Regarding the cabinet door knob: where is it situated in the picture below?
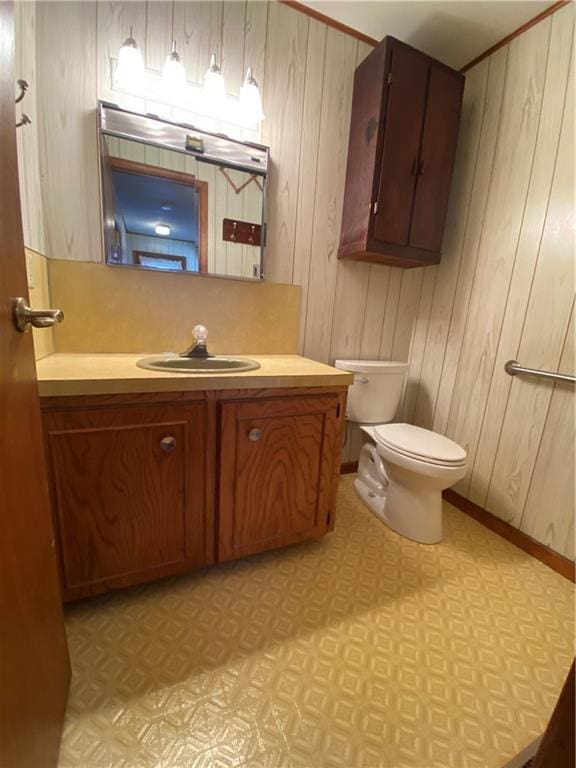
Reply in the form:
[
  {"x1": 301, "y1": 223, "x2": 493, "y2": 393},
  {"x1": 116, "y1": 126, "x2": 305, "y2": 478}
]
[
  {"x1": 248, "y1": 428, "x2": 262, "y2": 442},
  {"x1": 159, "y1": 436, "x2": 177, "y2": 452}
]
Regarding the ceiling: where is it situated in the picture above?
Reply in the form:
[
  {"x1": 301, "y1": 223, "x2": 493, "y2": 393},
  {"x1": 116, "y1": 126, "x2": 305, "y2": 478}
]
[
  {"x1": 112, "y1": 171, "x2": 198, "y2": 243},
  {"x1": 300, "y1": 1, "x2": 553, "y2": 69}
]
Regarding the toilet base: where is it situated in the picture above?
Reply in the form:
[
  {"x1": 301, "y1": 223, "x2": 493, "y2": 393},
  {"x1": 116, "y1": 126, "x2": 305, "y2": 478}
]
[{"x1": 355, "y1": 444, "x2": 443, "y2": 544}]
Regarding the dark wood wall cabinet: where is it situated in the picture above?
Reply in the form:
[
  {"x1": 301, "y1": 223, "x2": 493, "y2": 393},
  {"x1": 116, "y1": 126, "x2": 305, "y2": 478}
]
[
  {"x1": 338, "y1": 36, "x2": 465, "y2": 268},
  {"x1": 41, "y1": 387, "x2": 346, "y2": 601}
]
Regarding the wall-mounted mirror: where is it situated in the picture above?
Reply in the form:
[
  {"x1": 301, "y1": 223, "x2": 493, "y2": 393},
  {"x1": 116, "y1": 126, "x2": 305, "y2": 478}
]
[{"x1": 99, "y1": 102, "x2": 268, "y2": 280}]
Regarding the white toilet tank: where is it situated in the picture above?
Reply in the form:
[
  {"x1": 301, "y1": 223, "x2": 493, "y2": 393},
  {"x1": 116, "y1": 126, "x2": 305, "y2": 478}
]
[{"x1": 334, "y1": 360, "x2": 409, "y2": 424}]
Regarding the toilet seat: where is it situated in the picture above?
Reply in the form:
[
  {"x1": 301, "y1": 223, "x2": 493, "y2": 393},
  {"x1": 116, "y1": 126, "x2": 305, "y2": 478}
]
[{"x1": 373, "y1": 423, "x2": 467, "y2": 467}]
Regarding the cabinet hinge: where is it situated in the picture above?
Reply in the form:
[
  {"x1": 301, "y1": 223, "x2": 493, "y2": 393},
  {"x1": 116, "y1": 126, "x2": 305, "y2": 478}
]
[
  {"x1": 372, "y1": 201, "x2": 378, "y2": 215},
  {"x1": 387, "y1": 72, "x2": 392, "y2": 85}
]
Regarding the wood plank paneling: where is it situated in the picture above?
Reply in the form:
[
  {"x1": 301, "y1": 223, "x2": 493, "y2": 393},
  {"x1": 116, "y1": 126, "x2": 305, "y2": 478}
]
[
  {"x1": 145, "y1": 1, "x2": 174, "y2": 72},
  {"x1": 14, "y1": 0, "x2": 44, "y2": 255},
  {"x1": 409, "y1": 3, "x2": 575, "y2": 558},
  {"x1": 261, "y1": 2, "x2": 308, "y2": 284},
  {"x1": 293, "y1": 18, "x2": 327, "y2": 352},
  {"x1": 173, "y1": 1, "x2": 223, "y2": 86},
  {"x1": 469, "y1": 11, "x2": 573, "y2": 506},
  {"x1": 37, "y1": 1, "x2": 101, "y2": 262},
  {"x1": 413, "y1": 60, "x2": 488, "y2": 429},
  {"x1": 302, "y1": 28, "x2": 357, "y2": 361},
  {"x1": 444, "y1": 19, "x2": 550, "y2": 493},
  {"x1": 485, "y1": 56, "x2": 574, "y2": 524},
  {"x1": 522, "y1": 307, "x2": 575, "y2": 559}
]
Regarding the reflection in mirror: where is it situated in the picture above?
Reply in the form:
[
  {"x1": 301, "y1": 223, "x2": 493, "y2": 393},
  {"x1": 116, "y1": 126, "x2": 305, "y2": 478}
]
[{"x1": 99, "y1": 104, "x2": 268, "y2": 280}]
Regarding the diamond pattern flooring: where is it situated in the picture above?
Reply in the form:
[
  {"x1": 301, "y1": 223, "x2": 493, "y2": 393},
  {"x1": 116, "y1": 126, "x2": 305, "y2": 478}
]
[{"x1": 59, "y1": 477, "x2": 574, "y2": 768}]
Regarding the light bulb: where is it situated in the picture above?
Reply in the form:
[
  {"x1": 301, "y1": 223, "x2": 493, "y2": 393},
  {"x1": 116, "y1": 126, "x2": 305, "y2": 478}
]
[
  {"x1": 162, "y1": 40, "x2": 186, "y2": 102},
  {"x1": 240, "y1": 66, "x2": 265, "y2": 124},
  {"x1": 155, "y1": 224, "x2": 170, "y2": 236},
  {"x1": 116, "y1": 27, "x2": 145, "y2": 93},
  {"x1": 203, "y1": 53, "x2": 226, "y2": 113}
]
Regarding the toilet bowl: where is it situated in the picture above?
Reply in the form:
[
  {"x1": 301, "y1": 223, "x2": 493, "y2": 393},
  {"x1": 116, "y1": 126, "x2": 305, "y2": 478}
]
[{"x1": 334, "y1": 360, "x2": 468, "y2": 544}]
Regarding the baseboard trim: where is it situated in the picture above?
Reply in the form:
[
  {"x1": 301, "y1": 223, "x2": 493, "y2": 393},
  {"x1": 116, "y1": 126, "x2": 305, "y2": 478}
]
[
  {"x1": 338, "y1": 463, "x2": 574, "y2": 582},
  {"x1": 443, "y1": 489, "x2": 575, "y2": 583}
]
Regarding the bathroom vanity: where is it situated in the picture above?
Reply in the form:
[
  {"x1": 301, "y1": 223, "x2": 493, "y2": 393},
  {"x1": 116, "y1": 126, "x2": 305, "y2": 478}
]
[{"x1": 37, "y1": 355, "x2": 351, "y2": 601}]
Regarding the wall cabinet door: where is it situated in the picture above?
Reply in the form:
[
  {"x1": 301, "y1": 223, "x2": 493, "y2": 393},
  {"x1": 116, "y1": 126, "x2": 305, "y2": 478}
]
[
  {"x1": 43, "y1": 401, "x2": 209, "y2": 600},
  {"x1": 409, "y1": 66, "x2": 465, "y2": 251},
  {"x1": 218, "y1": 395, "x2": 342, "y2": 561},
  {"x1": 372, "y1": 44, "x2": 429, "y2": 246}
]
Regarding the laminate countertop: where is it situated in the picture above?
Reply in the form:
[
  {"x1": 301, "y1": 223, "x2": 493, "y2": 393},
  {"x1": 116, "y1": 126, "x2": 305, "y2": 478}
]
[{"x1": 35, "y1": 354, "x2": 353, "y2": 397}]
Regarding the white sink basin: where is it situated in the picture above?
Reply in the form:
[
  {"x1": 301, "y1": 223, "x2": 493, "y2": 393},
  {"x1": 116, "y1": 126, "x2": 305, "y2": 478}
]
[{"x1": 137, "y1": 356, "x2": 261, "y2": 374}]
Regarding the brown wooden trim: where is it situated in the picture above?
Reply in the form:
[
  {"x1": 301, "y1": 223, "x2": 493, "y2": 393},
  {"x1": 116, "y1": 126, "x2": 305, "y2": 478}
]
[
  {"x1": 338, "y1": 463, "x2": 574, "y2": 582},
  {"x1": 196, "y1": 178, "x2": 208, "y2": 273},
  {"x1": 459, "y1": 1, "x2": 570, "y2": 73},
  {"x1": 279, "y1": 0, "x2": 379, "y2": 47},
  {"x1": 443, "y1": 489, "x2": 575, "y2": 583},
  {"x1": 40, "y1": 391, "x2": 208, "y2": 412},
  {"x1": 109, "y1": 156, "x2": 209, "y2": 273}
]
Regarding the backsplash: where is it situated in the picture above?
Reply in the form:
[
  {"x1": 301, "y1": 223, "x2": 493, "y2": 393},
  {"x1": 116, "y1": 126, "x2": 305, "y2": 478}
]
[{"x1": 44, "y1": 260, "x2": 300, "y2": 356}]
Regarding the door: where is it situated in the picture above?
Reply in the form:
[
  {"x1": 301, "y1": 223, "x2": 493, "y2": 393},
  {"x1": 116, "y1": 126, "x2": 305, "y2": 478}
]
[
  {"x1": 409, "y1": 65, "x2": 464, "y2": 251},
  {"x1": 218, "y1": 395, "x2": 341, "y2": 561},
  {"x1": 0, "y1": 4, "x2": 70, "y2": 767},
  {"x1": 372, "y1": 42, "x2": 429, "y2": 246},
  {"x1": 43, "y1": 401, "x2": 209, "y2": 600}
]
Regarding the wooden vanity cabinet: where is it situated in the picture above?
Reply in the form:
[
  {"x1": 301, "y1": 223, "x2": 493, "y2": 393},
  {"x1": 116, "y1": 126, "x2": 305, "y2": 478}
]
[
  {"x1": 338, "y1": 36, "x2": 464, "y2": 268},
  {"x1": 218, "y1": 391, "x2": 344, "y2": 562},
  {"x1": 41, "y1": 393, "x2": 213, "y2": 601},
  {"x1": 40, "y1": 386, "x2": 346, "y2": 601}
]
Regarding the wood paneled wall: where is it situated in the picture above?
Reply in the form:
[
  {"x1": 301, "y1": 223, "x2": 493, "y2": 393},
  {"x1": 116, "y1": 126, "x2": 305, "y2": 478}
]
[
  {"x1": 16, "y1": 0, "x2": 425, "y2": 367},
  {"x1": 406, "y1": 4, "x2": 575, "y2": 559}
]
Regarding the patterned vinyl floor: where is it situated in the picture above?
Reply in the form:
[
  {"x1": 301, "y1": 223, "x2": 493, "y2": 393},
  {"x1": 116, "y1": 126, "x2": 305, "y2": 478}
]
[{"x1": 59, "y1": 476, "x2": 574, "y2": 768}]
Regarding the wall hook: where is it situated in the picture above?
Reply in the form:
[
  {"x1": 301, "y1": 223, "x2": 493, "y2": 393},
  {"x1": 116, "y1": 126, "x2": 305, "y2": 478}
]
[
  {"x1": 15, "y1": 79, "x2": 28, "y2": 104},
  {"x1": 16, "y1": 113, "x2": 31, "y2": 129}
]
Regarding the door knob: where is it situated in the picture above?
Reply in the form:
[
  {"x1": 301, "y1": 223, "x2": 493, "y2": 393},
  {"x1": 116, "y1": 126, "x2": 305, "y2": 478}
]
[
  {"x1": 248, "y1": 428, "x2": 262, "y2": 442},
  {"x1": 13, "y1": 297, "x2": 64, "y2": 332},
  {"x1": 159, "y1": 436, "x2": 177, "y2": 453}
]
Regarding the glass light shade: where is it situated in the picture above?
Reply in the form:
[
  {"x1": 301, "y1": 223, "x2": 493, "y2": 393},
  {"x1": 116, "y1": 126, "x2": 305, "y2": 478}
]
[
  {"x1": 203, "y1": 53, "x2": 226, "y2": 113},
  {"x1": 162, "y1": 42, "x2": 187, "y2": 102},
  {"x1": 116, "y1": 33, "x2": 145, "y2": 93},
  {"x1": 240, "y1": 67, "x2": 264, "y2": 124},
  {"x1": 155, "y1": 224, "x2": 170, "y2": 236}
]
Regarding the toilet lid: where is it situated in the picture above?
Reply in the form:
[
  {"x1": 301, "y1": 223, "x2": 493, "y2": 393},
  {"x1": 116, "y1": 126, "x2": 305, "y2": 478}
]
[{"x1": 374, "y1": 423, "x2": 467, "y2": 465}]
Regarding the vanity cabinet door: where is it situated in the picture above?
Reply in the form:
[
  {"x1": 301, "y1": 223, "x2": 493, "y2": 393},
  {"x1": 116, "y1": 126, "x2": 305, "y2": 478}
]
[
  {"x1": 43, "y1": 401, "x2": 210, "y2": 600},
  {"x1": 218, "y1": 394, "x2": 343, "y2": 562}
]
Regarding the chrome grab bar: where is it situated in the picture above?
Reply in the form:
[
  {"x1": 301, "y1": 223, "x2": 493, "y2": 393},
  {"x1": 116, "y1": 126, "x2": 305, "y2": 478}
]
[{"x1": 504, "y1": 359, "x2": 576, "y2": 384}]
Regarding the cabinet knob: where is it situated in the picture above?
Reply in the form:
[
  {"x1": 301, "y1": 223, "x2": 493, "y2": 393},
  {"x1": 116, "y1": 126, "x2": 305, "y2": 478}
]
[
  {"x1": 159, "y1": 436, "x2": 177, "y2": 453},
  {"x1": 248, "y1": 428, "x2": 262, "y2": 442}
]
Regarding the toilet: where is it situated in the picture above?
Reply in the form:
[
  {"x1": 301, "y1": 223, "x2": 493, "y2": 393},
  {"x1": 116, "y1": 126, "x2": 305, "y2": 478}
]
[{"x1": 335, "y1": 360, "x2": 467, "y2": 544}]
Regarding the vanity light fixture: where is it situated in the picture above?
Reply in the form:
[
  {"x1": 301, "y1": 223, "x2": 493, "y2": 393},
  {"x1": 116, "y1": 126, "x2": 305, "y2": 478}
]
[
  {"x1": 116, "y1": 27, "x2": 145, "y2": 92},
  {"x1": 162, "y1": 40, "x2": 186, "y2": 99},
  {"x1": 203, "y1": 53, "x2": 226, "y2": 110},
  {"x1": 240, "y1": 67, "x2": 265, "y2": 124},
  {"x1": 155, "y1": 224, "x2": 171, "y2": 236}
]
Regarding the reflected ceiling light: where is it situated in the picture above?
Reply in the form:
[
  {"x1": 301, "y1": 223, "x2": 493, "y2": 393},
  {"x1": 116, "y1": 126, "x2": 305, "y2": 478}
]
[
  {"x1": 116, "y1": 27, "x2": 145, "y2": 92},
  {"x1": 155, "y1": 224, "x2": 171, "y2": 236},
  {"x1": 204, "y1": 53, "x2": 226, "y2": 109},
  {"x1": 240, "y1": 66, "x2": 264, "y2": 124},
  {"x1": 162, "y1": 40, "x2": 186, "y2": 100},
  {"x1": 161, "y1": 203, "x2": 173, "y2": 211}
]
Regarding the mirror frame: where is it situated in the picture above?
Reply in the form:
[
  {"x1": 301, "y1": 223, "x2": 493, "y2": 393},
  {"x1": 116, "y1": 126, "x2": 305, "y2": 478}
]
[{"x1": 97, "y1": 101, "x2": 269, "y2": 280}]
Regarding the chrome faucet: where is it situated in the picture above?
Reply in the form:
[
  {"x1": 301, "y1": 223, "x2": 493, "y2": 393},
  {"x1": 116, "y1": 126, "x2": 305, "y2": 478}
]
[{"x1": 180, "y1": 324, "x2": 213, "y2": 359}]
